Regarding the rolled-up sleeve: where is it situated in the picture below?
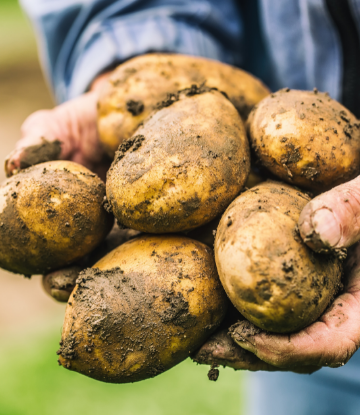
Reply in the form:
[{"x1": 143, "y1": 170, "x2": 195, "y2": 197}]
[{"x1": 20, "y1": 0, "x2": 244, "y2": 103}]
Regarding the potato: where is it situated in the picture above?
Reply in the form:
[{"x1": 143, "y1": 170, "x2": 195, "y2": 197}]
[
  {"x1": 0, "y1": 161, "x2": 113, "y2": 275},
  {"x1": 98, "y1": 53, "x2": 270, "y2": 155},
  {"x1": 186, "y1": 169, "x2": 266, "y2": 248},
  {"x1": 247, "y1": 88, "x2": 360, "y2": 191},
  {"x1": 106, "y1": 88, "x2": 250, "y2": 234},
  {"x1": 215, "y1": 181, "x2": 343, "y2": 333},
  {"x1": 57, "y1": 235, "x2": 228, "y2": 383}
]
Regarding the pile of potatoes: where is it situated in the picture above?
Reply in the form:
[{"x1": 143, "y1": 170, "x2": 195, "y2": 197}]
[{"x1": 2, "y1": 54, "x2": 360, "y2": 383}]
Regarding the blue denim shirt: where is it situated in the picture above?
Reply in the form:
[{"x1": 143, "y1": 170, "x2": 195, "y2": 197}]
[{"x1": 20, "y1": 0, "x2": 360, "y2": 114}]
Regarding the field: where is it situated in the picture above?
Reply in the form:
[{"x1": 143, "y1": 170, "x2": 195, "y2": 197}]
[{"x1": 0, "y1": 1, "x2": 244, "y2": 414}]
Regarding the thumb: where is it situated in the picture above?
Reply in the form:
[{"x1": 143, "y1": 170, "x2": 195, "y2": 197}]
[{"x1": 299, "y1": 175, "x2": 360, "y2": 251}]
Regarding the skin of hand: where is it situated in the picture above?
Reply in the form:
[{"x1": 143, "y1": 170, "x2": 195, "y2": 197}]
[
  {"x1": 5, "y1": 72, "x2": 111, "y2": 180},
  {"x1": 195, "y1": 178, "x2": 360, "y2": 372}
]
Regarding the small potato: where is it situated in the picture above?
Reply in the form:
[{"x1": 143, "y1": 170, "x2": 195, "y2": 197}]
[
  {"x1": 215, "y1": 181, "x2": 343, "y2": 333},
  {"x1": 106, "y1": 88, "x2": 250, "y2": 233},
  {"x1": 98, "y1": 53, "x2": 270, "y2": 155},
  {"x1": 58, "y1": 235, "x2": 228, "y2": 383},
  {"x1": 0, "y1": 161, "x2": 113, "y2": 275},
  {"x1": 247, "y1": 89, "x2": 360, "y2": 191}
]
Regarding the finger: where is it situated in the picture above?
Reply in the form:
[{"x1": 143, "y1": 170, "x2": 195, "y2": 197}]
[
  {"x1": 298, "y1": 175, "x2": 360, "y2": 251},
  {"x1": 193, "y1": 328, "x2": 319, "y2": 374},
  {"x1": 42, "y1": 266, "x2": 81, "y2": 303},
  {"x1": 5, "y1": 92, "x2": 103, "y2": 176},
  {"x1": 230, "y1": 244, "x2": 360, "y2": 369},
  {"x1": 192, "y1": 329, "x2": 278, "y2": 371}
]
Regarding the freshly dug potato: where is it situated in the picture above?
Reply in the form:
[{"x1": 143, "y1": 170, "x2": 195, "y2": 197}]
[
  {"x1": 247, "y1": 88, "x2": 360, "y2": 191},
  {"x1": 215, "y1": 181, "x2": 343, "y2": 333},
  {"x1": 98, "y1": 53, "x2": 270, "y2": 155},
  {"x1": 58, "y1": 235, "x2": 228, "y2": 383},
  {"x1": 107, "y1": 88, "x2": 250, "y2": 233},
  {"x1": 0, "y1": 161, "x2": 113, "y2": 275}
]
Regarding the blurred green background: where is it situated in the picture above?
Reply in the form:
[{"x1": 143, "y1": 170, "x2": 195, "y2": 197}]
[{"x1": 0, "y1": 1, "x2": 244, "y2": 414}]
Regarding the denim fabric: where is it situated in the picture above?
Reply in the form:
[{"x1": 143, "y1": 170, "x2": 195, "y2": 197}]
[
  {"x1": 20, "y1": 0, "x2": 360, "y2": 103},
  {"x1": 246, "y1": 350, "x2": 360, "y2": 415}
]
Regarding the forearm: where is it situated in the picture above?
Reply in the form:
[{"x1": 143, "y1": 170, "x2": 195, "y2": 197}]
[{"x1": 20, "y1": 0, "x2": 243, "y2": 103}]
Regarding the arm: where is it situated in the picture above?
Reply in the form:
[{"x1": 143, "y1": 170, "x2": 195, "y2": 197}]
[{"x1": 6, "y1": 0, "x2": 243, "y2": 177}]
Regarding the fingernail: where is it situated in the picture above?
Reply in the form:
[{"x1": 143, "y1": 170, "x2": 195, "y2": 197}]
[{"x1": 311, "y1": 209, "x2": 341, "y2": 248}]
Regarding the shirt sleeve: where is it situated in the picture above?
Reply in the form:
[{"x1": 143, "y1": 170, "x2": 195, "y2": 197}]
[{"x1": 20, "y1": 0, "x2": 244, "y2": 103}]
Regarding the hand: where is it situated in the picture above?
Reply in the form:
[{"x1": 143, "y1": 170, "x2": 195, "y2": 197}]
[
  {"x1": 5, "y1": 72, "x2": 111, "y2": 180},
  {"x1": 194, "y1": 177, "x2": 360, "y2": 372}
]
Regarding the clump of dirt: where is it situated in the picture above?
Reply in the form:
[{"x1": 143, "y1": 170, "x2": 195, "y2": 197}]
[
  {"x1": 126, "y1": 100, "x2": 144, "y2": 116},
  {"x1": 207, "y1": 365, "x2": 219, "y2": 381},
  {"x1": 19, "y1": 138, "x2": 61, "y2": 170},
  {"x1": 156, "y1": 83, "x2": 228, "y2": 110},
  {"x1": 112, "y1": 134, "x2": 145, "y2": 165},
  {"x1": 229, "y1": 320, "x2": 263, "y2": 343}
]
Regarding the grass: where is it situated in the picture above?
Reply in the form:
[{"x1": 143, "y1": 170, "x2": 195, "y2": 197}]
[
  {"x1": 0, "y1": 322, "x2": 242, "y2": 415},
  {"x1": 0, "y1": 0, "x2": 38, "y2": 67}
]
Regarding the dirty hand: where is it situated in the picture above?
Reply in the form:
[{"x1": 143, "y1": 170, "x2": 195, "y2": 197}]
[
  {"x1": 5, "y1": 73, "x2": 111, "y2": 180},
  {"x1": 194, "y1": 178, "x2": 360, "y2": 372}
]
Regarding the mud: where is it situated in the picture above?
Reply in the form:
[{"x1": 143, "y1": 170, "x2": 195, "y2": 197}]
[
  {"x1": 229, "y1": 320, "x2": 262, "y2": 343},
  {"x1": 19, "y1": 138, "x2": 61, "y2": 170},
  {"x1": 126, "y1": 99, "x2": 144, "y2": 116}
]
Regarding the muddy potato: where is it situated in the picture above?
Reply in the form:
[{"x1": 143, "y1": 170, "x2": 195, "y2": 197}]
[
  {"x1": 215, "y1": 181, "x2": 343, "y2": 333},
  {"x1": 0, "y1": 161, "x2": 113, "y2": 275},
  {"x1": 58, "y1": 235, "x2": 228, "y2": 383},
  {"x1": 107, "y1": 88, "x2": 250, "y2": 233},
  {"x1": 247, "y1": 89, "x2": 360, "y2": 191},
  {"x1": 98, "y1": 53, "x2": 270, "y2": 155}
]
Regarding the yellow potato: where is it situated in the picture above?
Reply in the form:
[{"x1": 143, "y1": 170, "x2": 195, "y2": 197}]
[
  {"x1": 215, "y1": 181, "x2": 343, "y2": 333},
  {"x1": 98, "y1": 53, "x2": 270, "y2": 155},
  {"x1": 0, "y1": 161, "x2": 113, "y2": 275},
  {"x1": 247, "y1": 88, "x2": 360, "y2": 191},
  {"x1": 106, "y1": 88, "x2": 250, "y2": 233},
  {"x1": 58, "y1": 235, "x2": 228, "y2": 383}
]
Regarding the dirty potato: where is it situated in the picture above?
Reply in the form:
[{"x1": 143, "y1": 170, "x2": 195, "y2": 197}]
[
  {"x1": 58, "y1": 235, "x2": 228, "y2": 383},
  {"x1": 247, "y1": 88, "x2": 360, "y2": 191},
  {"x1": 98, "y1": 53, "x2": 270, "y2": 155},
  {"x1": 106, "y1": 87, "x2": 250, "y2": 234},
  {"x1": 215, "y1": 181, "x2": 343, "y2": 333},
  {"x1": 0, "y1": 161, "x2": 113, "y2": 275}
]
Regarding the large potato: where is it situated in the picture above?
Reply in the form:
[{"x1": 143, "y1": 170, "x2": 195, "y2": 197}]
[
  {"x1": 106, "y1": 88, "x2": 250, "y2": 233},
  {"x1": 0, "y1": 161, "x2": 113, "y2": 275},
  {"x1": 247, "y1": 88, "x2": 360, "y2": 191},
  {"x1": 215, "y1": 181, "x2": 343, "y2": 333},
  {"x1": 98, "y1": 53, "x2": 270, "y2": 155},
  {"x1": 58, "y1": 235, "x2": 228, "y2": 383}
]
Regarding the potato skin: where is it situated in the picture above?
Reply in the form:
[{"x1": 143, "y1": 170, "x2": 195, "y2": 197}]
[
  {"x1": 106, "y1": 89, "x2": 251, "y2": 233},
  {"x1": 247, "y1": 89, "x2": 360, "y2": 191},
  {"x1": 58, "y1": 235, "x2": 228, "y2": 383},
  {"x1": 0, "y1": 161, "x2": 113, "y2": 275},
  {"x1": 215, "y1": 181, "x2": 343, "y2": 333},
  {"x1": 98, "y1": 53, "x2": 270, "y2": 155}
]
